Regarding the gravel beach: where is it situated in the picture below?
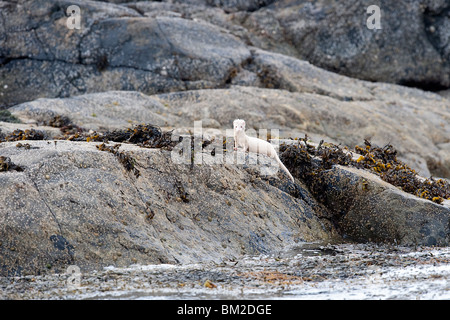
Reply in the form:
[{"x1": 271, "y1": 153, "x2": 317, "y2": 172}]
[{"x1": 1, "y1": 242, "x2": 448, "y2": 300}]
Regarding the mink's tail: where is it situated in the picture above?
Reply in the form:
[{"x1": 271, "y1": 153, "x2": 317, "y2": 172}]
[{"x1": 276, "y1": 156, "x2": 295, "y2": 183}]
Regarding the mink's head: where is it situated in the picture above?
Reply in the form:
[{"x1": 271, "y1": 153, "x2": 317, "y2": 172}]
[{"x1": 233, "y1": 119, "x2": 246, "y2": 133}]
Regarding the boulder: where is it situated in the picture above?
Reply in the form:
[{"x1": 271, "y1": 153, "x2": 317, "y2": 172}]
[
  {"x1": 0, "y1": 0, "x2": 250, "y2": 107},
  {"x1": 308, "y1": 165, "x2": 450, "y2": 246},
  {"x1": 3, "y1": 0, "x2": 450, "y2": 109},
  {"x1": 123, "y1": 0, "x2": 450, "y2": 90},
  {"x1": 0, "y1": 139, "x2": 335, "y2": 276},
  {"x1": 232, "y1": 0, "x2": 450, "y2": 89}
]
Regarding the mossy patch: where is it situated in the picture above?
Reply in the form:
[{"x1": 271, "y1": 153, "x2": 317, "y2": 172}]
[{"x1": 0, "y1": 110, "x2": 21, "y2": 123}]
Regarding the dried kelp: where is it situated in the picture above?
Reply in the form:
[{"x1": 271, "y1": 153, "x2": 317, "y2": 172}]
[
  {"x1": 3, "y1": 129, "x2": 46, "y2": 141},
  {"x1": 280, "y1": 137, "x2": 450, "y2": 205},
  {"x1": 46, "y1": 115, "x2": 84, "y2": 136},
  {"x1": 353, "y1": 140, "x2": 450, "y2": 204},
  {"x1": 100, "y1": 124, "x2": 178, "y2": 150},
  {"x1": 0, "y1": 156, "x2": 23, "y2": 172}
]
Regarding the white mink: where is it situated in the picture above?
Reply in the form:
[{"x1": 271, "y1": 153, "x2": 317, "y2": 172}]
[{"x1": 233, "y1": 119, "x2": 294, "y2": 183}]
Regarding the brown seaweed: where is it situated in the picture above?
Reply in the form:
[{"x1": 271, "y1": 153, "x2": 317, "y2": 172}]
[
  {"x1": 353, "y1": 140, "x2": 450, "y2": 204},
  {"x1": 0, "y1": 156, "x2": 23, "y2": 172},
  {"x1": 96, "y1": 143, "x2": 140, "y2": 178},
  {"x1": 101, "y1": 124, "x2": 178, "y2": 150},
  {"x1": 3, "y1": 129, "x2": 46, "y2": 141},
  {"x1": 280, "y1": 138, "x2": 450, "y2": 205}
]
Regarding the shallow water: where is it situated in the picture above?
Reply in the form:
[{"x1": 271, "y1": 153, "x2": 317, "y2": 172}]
[{"x1": 1, "y1": 242, "x2": 449, "y2": 300}]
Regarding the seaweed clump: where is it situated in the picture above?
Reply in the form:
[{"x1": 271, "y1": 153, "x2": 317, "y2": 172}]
[
  {"x1": 353, "y1": 140, "x2": 450, "y2": 204},
  {"x1": 0, "y1": 121, "x2": 179, "y2": 151},
  {"x1": 280, "y1": 137, "x2": 450, "y2": 205},
  {"x1": 96, "y1": 143, "x2": 140, "y2": 178},
  {"x1": 278, "y1": 136, "x2": 345, "y2": 202},
  {"x1": 280, "y1": 136, "x2": 351, "y2": 174},
  {"x1": 101, "y1": 124, "x2": 178, "y2": 150},
  {"x1": 2, "y1": 129, "x2": 46, "y2": 141},
  {"x1": 46, "y1": 115, "x2": 84, "y2": 136},
  {"x1": 0, "y1": 156, "x2": 23, "y2": 172}
]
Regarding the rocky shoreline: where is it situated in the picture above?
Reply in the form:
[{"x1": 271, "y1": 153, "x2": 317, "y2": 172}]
[
  {"x1": 1, "y1": 0, "x2": 450, "y2": 279},
  {"x1": 0, "y1": 128, "x2": 448, "y2": 276}
]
